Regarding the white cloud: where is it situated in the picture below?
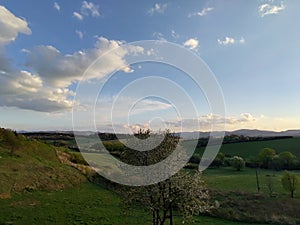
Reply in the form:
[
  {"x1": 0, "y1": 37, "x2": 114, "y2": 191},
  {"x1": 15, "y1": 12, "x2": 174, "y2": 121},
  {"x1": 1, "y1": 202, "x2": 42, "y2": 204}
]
[
  {"x1": 81, "y1": 1, "x2": 100, "y2": 17},
  {"x1": 25, "y1": 37, "x2": 143, "y2": 88},
  {"x1": 0, "y1": 34, "x2": 144, "y2": 112},
  {"x1": 148, "y1": 3, "x2": 168, "y2": 15},
  {"x1": 217, "y1": 37, "x2": 235, "y2": 45},
  {"x1": 165, "y1": 113, "x2": 257, "y2": 132},
  {"x1": 258, "y1": 2, "x2": 286, "y2": 17},
  {"x1": 54, "y1": 2, "x2": 60, "y2": 11},
  {"x1": 0, "y1": 5, "x2": 31, "y2": 45},
  {"x1": 73, "y1": 12, "x2": 83, "y2": 20},
  {"x1": 0, "y1": 7, "x2": 67, "y2": 112},
  {"x1": 183, "y1": 38, "x2": 199, "y2": 50},
  {"x1": 0, "y1": 61, "x2": 73, "y2": 112},
  {"x1": 76, "y1": 30, "x2": 83, "y2": 39},
  {"x1": 189, "y1": 7, "x2": 214, "y2": 17},
  {"x1": 217, "y1": 37, "x2": 245, "y2": 46}
]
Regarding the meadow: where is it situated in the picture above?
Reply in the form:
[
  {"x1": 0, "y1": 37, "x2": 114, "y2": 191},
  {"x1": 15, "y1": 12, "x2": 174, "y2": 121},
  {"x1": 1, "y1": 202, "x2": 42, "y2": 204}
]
[
  {"x1": 195, "y1": 137, "x2": 300, "y2": 158},
  {"x1": 2, "y1": 130, "x2": 300, "y2": 224},
  {"x1": 0, "y1": 182, "x2": 269, "y2": 225}
]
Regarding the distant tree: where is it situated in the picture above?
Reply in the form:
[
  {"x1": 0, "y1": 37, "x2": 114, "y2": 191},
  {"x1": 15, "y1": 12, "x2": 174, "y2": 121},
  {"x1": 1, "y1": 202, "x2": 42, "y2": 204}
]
[
  {"x1": 230, "y1": 156, "x2": 245, "y2": 171},
  {"x1": 266, "y1": 176, "x2": 275, "y2": 197},
  {"x1": 271, "y1": 155, "x2": 282, "y2": 171},
  {"x1": 278, "y1": 151, "x2": 297, "y2": 170},
  {"x1": 121, "y1": 129, "x2": 212, "y2": 225},
  {"x1": 1, "y1": 129, "x2": 20, "y2": 156},
  {"x1": 281, "y1": 171, "x2": 299, "y2": 198},
  {"x1": 258, "y1": 148, "x2": 276, "y2": 169},
  {"x1": 211, "y1": 152, "x2": 225, "y2": 168}
]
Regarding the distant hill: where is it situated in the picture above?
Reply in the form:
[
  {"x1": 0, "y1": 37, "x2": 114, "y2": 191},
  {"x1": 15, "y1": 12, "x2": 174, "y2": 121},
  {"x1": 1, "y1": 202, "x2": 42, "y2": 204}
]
[
  {"x1": 179, "y1": 129, "x2": 300, "y2": 139},
  {"x1": 0, "y1": 128, "x2": 87, "y2": 197}
]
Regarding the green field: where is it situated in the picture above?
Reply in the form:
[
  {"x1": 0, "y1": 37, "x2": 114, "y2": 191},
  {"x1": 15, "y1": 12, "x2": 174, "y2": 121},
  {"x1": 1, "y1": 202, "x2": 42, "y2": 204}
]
[
  {"x1": 0, "y1": 182, "x2": 269, "y2": 225},
  {"x1": 1, "y1": 130, "x2": 300, "y2": 225},
  {"x1": 203, "y1": 167, "x2": 300, "y2": 197},
  {"x1": 195, "y1": 137, "x2": 300, "y2": 158}
]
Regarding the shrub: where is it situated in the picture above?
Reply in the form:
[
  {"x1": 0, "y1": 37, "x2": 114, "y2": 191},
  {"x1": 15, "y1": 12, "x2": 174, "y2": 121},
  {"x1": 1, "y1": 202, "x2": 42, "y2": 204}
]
[
  {"x1": 281, "y1": 171, "x2": 299, "y2": 198},
  {"x1": 69, "y1": 152, "x2": 88, "y2": 165},
  {"x1": 230, "y1": 156, "x2": 245, "y2": 171}
]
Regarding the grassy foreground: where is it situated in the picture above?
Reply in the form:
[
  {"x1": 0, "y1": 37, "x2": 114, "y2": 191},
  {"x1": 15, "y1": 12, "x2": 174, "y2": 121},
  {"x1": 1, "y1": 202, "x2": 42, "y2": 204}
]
[{"x1": 0, "y1": 182, "x2": 268, "y2": 225}]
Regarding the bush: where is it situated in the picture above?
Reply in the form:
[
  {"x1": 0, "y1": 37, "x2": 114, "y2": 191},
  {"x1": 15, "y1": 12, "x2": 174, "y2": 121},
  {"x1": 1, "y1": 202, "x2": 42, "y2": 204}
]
[
  {"x1": 230, "y1": 156, "x2": 245, "y2": 171},
  {"x1": 69, "y1": 152, "x2": 88, "y2": 165},
  {"x1": 281, "y1": 171, "x2": 299, "y2": 198}
]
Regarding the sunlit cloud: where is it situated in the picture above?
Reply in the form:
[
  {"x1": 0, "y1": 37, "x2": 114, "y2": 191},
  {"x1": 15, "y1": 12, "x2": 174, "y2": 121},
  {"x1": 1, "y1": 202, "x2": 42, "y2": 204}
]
[
  {"x1": 183, "y1": 38, "x2": 199, "y2": 50},
  {"x1": 0, "y1": 6, "x2": 31, "y2": 44},
  {"x1": 258, "y1": 2, "x2": 286, "y2": 17}
]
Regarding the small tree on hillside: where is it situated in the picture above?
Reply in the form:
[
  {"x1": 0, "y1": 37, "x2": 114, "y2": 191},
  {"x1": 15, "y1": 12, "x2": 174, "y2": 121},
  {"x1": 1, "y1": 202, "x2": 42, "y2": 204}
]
[
  {"x1": 1, "y1": 129, "x2": 20, "y2": 156},
  {"x1": 258, "y1": 148, "x2": 276, "y2": 169},
  {"x1": 281, "y1": 171, "x2": 299, "y2": 198},
  {"x1": 278, "y1": 151, "x2": 297, "y2": 170},
  {"x1": 230, "y1": 156, "x2": 245, "y2": 171}
]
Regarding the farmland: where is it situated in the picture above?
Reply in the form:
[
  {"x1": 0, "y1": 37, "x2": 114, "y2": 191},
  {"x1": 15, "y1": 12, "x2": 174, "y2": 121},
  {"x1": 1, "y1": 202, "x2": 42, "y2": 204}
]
[
  {"x1": 1, "y1": 130, "x2": 300, "y2": 224},
  {"x1": 195, "y1": 137, "x2": 300, "y2": 158}
]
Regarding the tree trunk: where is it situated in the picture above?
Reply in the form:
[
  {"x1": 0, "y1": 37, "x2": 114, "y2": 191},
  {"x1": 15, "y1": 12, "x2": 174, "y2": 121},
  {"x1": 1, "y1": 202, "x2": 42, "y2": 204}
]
[
  {"x1": 255, "y1": 166, "x2": 260, "y2": 193},
  {"x1": 169, "y1": 205, "x2": 173, "y2": 225}
]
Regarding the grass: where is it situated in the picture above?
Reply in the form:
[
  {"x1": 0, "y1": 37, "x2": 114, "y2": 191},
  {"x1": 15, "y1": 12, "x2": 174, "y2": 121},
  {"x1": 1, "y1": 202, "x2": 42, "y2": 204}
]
[
  {"x1": 0, "y1": 182, "x2": 269, "y2": 225},
  {"x1": 202, "y1": 167, "x2": 300, "y2": 224},
  {"x1": 203, "y1": 167, "x2": 300, "y2": 197},
  {"x1": 0, "y1": 137, "x2": 86, "y2": 194},
  {"x1": 1, "y1": 130, "x2": 299, "y2": 224},
  {"x1": 195, "y1": 137, "x2": 300, "y2": 158}
]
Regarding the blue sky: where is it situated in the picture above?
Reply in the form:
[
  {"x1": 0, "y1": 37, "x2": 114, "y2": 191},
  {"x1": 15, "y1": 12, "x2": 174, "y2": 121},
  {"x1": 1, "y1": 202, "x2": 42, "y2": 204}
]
[{"x1": 0, "y1": 0, "x2": 299, "y2": 132}]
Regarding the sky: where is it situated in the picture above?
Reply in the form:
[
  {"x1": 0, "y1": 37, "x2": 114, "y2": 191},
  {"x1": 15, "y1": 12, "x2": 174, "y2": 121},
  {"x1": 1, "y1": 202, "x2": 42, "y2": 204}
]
[{"x1": 0, "y1": 0, "x2": 300, "y2": 132}]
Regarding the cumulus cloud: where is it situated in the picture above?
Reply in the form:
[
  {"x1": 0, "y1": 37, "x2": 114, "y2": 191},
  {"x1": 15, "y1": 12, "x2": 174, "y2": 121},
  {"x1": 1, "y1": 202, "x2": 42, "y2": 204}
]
[
  {"x1": 0, "y1": 5, "x2": 31, "y2": 44},
  {"x1": 76, "y1": 30, "x2": 83, "y2": 39},
  {"x1": 217, "y1": 37, "x2": 235, "y2": 45},
  {"x1": 148, "y1": 3, "x2": 168, "y2": 15},
  {"x1": 24, "y1": 37, "x2": 143, "y2": 88},
  {"x1": 165, "y1": 113, "x2": 256, "y2": 131},
  {"x1": 183, "y1": 38, "x2": 199, "y2": 50},
  {"x1": 258, "y1": 2, "x2": 285, "y2": 17},
  {"x1": 73, "y1": 12, "x2": 83, "y2": 20},
  {"x1": 54, "y1": 2, "x2": 60, "y2": 11},
  {"x1": 189, "y1": 7, "x2": 214, "y2": 17},
  {"x1": 217, "y1": 37, "x2": 245, "y2": 45},
  {"x1": 0, "y1": 57, "x2": 73, "y2": 112}
]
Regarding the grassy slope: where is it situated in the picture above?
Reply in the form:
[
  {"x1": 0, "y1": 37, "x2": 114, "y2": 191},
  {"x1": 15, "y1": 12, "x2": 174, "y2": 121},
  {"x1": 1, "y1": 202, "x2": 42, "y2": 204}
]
[
  {"x1": 195, "y1": 137, "x2": 300, "y2": 158},
  {"x1": 0, "y1": 137, "x2": 86, "y2": 194},
  {"x1": 0, "y1": 182, "x2": 268, "y2": 225}
]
